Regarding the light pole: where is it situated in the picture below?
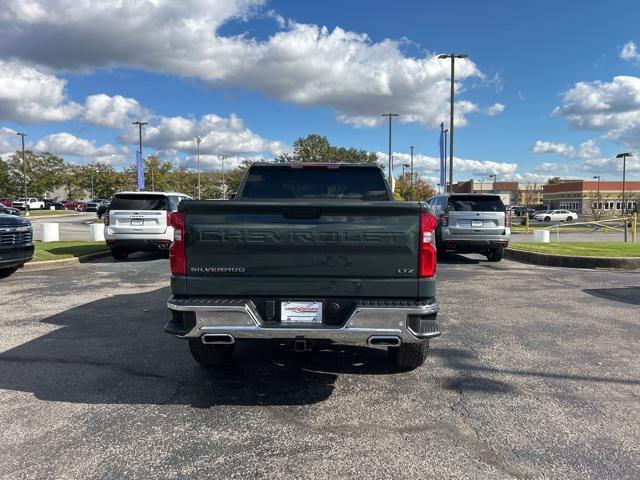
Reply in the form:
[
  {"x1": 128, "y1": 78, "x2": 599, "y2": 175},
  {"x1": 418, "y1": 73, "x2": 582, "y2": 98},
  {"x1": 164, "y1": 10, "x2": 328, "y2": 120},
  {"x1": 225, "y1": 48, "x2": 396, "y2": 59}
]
[
  {"x1": 196, "y1": 136, "x2": 202, "y2": 199},
  {"x1": 87, "y1": 163, "x2": 95, "y2": 198},
  {"x1": 438, "y1": 53, "x2": 468, "y2": 192},
  {"x1": 16, "y1": 132, "x2": 27, "y2": 198},
  {"x1": 593, "y1": 175, "x2": 601, "y2": 216},
  {"x1": 410, "y1": 146, "x2": 414, "y2": 200},
  {"x1": 616, "y1": 152, "x2": 633, "y2": 242},
  {"x1": 218, "y1": 154, "x2": 227, "y2": 199},
  {"x1": 132, "y1": 121, "x2": 148, "y2": 191},
  {"x1": 382, "y1": 113, "x2": 399, "y2": 186}
]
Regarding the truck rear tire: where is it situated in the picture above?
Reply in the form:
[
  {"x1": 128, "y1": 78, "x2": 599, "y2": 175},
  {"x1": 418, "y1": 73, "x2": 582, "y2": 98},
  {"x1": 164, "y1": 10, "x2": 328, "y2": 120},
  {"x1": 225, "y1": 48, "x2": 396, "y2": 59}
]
[
  {"x1": 110, "y1": 248, "x2": 128, "y2": 260},
  {"x1": 0, "y1": 267, "x2": 19, "y2": 279},
  {"x1": 188, "y1": 338, "x2": 235, "y2": 366},
  {"x1": 388, "y1": 342, "x2": 429, "y2": 370}
]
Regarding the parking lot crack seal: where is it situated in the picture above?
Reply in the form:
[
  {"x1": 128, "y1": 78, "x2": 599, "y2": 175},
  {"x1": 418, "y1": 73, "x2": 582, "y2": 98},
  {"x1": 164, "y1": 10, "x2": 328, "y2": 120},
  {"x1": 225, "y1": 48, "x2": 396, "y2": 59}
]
[
  {"x1": 449, "y1": 377, "x2": 530, "y2": 479},
  {"x1": 0, "y1": 354, "x2": 172, "y2": 381}
]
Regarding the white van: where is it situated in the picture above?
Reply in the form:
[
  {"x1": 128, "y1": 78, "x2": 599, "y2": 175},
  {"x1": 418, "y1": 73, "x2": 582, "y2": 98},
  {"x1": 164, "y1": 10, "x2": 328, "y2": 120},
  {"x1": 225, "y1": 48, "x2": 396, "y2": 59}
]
[{"x1": 104, "y1": 191, "x2": 191, "y2": 260}]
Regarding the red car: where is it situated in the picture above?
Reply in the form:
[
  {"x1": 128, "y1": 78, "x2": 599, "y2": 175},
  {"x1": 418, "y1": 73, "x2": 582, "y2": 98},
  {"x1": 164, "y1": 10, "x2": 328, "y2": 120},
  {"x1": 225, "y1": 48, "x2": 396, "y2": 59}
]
[
  {"x1": 61, "y1": 200, "x2": 86, "y2": 211},
  {"x1": 0, "y1": 198, "x2": 12, "y2": 208}
]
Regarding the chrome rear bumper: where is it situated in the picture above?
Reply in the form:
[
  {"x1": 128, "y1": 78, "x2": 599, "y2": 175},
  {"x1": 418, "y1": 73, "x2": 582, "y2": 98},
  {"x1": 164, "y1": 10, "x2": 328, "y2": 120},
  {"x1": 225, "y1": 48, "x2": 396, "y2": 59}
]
[{"x1": 166, "y1": 299, "x2": 440, "y2": 345}]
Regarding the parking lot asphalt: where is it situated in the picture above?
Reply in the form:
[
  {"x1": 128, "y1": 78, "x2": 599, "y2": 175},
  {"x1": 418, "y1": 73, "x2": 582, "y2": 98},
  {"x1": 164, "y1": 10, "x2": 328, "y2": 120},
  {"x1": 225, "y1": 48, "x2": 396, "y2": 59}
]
[
  {"x1": 29, "y1": 213, "x2": 95, "y2": 241},
  {"x1": 0, "y1": 255, "x2": 639, "y2": 479}
]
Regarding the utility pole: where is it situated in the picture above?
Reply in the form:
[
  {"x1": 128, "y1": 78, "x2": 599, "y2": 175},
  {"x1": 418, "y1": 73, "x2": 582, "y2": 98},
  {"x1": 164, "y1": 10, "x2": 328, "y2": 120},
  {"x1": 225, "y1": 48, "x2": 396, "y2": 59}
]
[
  {"x1": 410, "y1": 146, "x2": 414, "y2": 200},
  {"x1": 88, "y1": 163, "x2": 95, "y2": 198},
  {"x1": 438, "y1": 53, "x2": 469, "y2": 192},
  {"x1": 381, "y1": 113, "x2": 399, "y2": 186},
  {"x1": 16, "y1": 132, "x2": 27, "y2": 198},
  {"x1": 617, "y1": 152, "x2": 633, "y2": 242},
  {"x1": 196, "y1": 137, "x2": 202, "y2": 200},
  {"x1": 132, "y1": 121, "x2": 148, "y2": 191},
  {"x1": 443, "y1": 129, "x2": 448, "y2": 192},
  {"x1": 218, "y1": 154, "x2": 227, "y2": 199}
]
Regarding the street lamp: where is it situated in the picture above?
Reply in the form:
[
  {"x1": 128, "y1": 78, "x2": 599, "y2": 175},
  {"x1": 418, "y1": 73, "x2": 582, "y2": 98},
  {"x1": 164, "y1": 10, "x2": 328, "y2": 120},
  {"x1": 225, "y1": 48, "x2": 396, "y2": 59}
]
[
  {"x1": 438, "y1": 53, "x2": 468, "y2": 192},
  {"x1": 16, "y1": 132, "x2": 27, "y2": 198},
  {"x1": 132, "y1": 121, "x2": 148, "y2": 191},
  {"x1": 87, "y1": 163, "x2": 95, "y2": 199},
  {"x1": 402, "y1": 163, "x2": 410, "y2": 176},
  {"x1": 195, "y1": 136, "x2": 202, "y2": 199},
  {"x1": 593, "y1": 175, "x2": 601, "y2": 215},
  {"x1": 410, "y1": 146, "x2": 414, "y2": 200},
  {"x1": 381, "y1": 113, "x2": 399, "y2": 186},
  {"x1": 218, "y1": 154, "x2": 227, "y2": 199},
  {"x1": 616, "y1": 152, "x2": 633, "y2": 242},
  {"x1": 443, "y1": 129, "x2": 448, "y2": 192}
]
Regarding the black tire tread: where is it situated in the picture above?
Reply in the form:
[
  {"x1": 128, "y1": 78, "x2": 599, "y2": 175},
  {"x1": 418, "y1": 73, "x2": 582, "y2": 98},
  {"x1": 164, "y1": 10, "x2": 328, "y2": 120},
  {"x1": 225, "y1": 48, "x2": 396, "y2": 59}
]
[
  {"x1": 188, "y1": 339, "x2": 235, "y2": 366},
  {"x1": 388, "y1": 342, "x2": 429, "y2": 370}
]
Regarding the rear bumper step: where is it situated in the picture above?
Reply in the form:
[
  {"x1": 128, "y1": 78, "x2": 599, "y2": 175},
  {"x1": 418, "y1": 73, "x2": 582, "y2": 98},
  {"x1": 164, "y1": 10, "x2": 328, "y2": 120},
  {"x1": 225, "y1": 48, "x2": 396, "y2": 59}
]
[{"x1": 166, "y1": 299, "x2": 440, "y2": 345}]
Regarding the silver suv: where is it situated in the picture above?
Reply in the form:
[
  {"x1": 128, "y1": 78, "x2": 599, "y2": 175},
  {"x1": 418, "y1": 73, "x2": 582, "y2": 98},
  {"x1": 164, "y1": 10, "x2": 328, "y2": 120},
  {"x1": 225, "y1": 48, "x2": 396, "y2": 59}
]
[{"x1": 427, "y1": 193, "x2": 510, "y2": 262}]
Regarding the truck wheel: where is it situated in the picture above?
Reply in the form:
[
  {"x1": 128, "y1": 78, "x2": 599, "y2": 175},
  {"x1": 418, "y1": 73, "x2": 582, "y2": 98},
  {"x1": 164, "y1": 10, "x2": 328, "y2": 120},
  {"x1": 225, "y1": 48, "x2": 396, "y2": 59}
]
[
  {"x1": 486, "y1": 249, "x2": 503, "y2": 262},
  {"x1": 388, "y1": 342, "x2": 429, "y2": 370},
  {"x1": 188, "y1": 339, "x2": 235, "y2": 366},
  {"x1": 0, "y1": 267, "x2": 19, "y2": 279},
  {"x1": 110, "y1": 248, "x2": 128, "y2": 260}
]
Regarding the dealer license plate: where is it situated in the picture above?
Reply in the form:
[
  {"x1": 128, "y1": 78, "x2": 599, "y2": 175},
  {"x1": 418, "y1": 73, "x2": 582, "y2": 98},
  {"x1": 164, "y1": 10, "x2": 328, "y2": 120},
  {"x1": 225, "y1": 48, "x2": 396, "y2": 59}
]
[
  {"x1": 131, "y1": 219, "x2": 144, "y2": 226},
  {"x1": 471, "y1": 220, "x2": 483, "y2": 227},
  {"x1": 281, "y1": 301, "x2": 323, "y2": 323}
]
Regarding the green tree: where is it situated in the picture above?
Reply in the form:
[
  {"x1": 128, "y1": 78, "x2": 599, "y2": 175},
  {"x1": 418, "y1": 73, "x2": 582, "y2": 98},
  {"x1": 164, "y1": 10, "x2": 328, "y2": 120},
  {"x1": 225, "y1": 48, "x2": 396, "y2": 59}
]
[
  {"x1": 0, "y1": 159, "x2": 10, "y2": 197},
  {"x1": 5, "y1": 150, "x2": 67, "y2": 198},
  {"x1": 275, "y1": 134, "x2": 380, "y2": 164},
  {"x1": 547, "y1": 176, "x2": 561, "y2": 184},
  {"x1": 394, "y1": 172, "x2": 436, "y2": 201}
]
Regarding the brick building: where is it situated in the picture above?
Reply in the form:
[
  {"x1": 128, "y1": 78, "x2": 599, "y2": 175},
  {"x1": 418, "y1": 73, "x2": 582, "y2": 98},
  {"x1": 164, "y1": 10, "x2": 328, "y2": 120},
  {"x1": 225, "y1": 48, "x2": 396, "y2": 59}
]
[
  {"x1": 542, "y1": 180, "x2": 640, "y2": 215},
  {"x1": 451, "y1": 180, "x2": 543, "y2": 206}
]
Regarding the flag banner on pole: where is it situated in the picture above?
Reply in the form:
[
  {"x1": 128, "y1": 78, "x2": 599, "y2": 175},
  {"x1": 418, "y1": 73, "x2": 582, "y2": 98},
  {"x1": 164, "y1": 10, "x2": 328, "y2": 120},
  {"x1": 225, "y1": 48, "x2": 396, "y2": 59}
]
[
  {"x1": 136, "y1": 151, "x2": 145, "y2": 190},
  {"x1": 439, "y1": 123, "x2": 446, "y2": 189}
]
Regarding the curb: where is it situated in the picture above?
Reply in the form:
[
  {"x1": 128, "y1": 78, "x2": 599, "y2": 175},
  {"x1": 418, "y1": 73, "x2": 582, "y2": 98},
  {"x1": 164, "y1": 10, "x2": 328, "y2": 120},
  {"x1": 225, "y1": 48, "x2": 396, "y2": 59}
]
[
  {"x1": 505, "y1": 248, "x2": 640, "y2": 270},
  {"x1": 22, "y1": 250, "x2": 111, "y2": 271}
]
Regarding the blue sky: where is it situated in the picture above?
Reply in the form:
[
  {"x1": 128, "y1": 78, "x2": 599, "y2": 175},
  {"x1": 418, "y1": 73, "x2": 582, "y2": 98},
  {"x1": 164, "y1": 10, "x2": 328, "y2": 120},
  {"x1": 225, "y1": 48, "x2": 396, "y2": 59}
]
[{"x1": 1, "y1": 0, "x2": 640, "y2": 184}]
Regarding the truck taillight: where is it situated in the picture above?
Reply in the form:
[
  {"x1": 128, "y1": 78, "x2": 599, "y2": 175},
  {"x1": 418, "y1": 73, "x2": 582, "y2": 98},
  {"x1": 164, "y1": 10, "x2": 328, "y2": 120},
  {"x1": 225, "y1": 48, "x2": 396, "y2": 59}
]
[
  {"x1": 504, "y1": 209, "x2": 511, "y2": 227},
  {"x1": 419, "y1": 212, "x2": 437, "y2": 278},
  {"x1": 104, "y1": 210, "x2": 110, "y2": 226},
  {"x1": 169, "y1": 211, "x2": 186, "y2": 275}
]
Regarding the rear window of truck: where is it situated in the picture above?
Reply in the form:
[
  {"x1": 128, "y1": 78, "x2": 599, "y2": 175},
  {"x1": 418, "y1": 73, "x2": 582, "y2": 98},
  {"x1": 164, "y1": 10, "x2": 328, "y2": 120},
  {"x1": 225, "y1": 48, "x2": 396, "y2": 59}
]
[
  {"x1": 448, "y1": 195, "x2": 504, "y2": 212},
  {"x1": 110, "y1": 194, "x2": 168, "y2": 211},
  {"x1": 240, "y1": 165, "x2": 389, "y2": 200}
]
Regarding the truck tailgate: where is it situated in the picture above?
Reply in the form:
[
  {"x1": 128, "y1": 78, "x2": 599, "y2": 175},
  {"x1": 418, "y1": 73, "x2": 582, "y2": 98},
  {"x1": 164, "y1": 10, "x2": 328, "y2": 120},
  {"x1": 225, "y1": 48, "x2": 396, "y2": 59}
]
[{"x1": 182, "y1": 200, "x2": 422, "y2": 298}]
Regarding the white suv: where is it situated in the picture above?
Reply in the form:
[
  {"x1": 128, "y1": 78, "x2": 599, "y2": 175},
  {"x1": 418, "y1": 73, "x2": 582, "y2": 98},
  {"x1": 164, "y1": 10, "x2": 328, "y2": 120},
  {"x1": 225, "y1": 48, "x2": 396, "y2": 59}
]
[
  {"x1": 104, "y1": 191, "x2": 191, "y2": 260},
  {"x1": 12, "y1": 198, "x2": 44, "y2": 210}
]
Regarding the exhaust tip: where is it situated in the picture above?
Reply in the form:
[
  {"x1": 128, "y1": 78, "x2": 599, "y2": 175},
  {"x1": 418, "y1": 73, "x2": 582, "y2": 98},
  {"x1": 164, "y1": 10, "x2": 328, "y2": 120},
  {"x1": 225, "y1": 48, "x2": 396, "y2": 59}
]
[
  {"x1": 368, "y1": 336, "x2": 401, "y2": 347},
  {"x1": 201, "y1": 334, "x2": 235, "y2": 345}
]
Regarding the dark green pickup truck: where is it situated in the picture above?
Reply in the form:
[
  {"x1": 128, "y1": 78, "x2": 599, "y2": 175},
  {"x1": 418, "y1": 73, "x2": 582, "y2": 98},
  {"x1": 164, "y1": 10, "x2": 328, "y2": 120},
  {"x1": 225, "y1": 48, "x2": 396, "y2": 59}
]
[{"x1": 165, "y1": 163, "x2": 440, "y2": 369}]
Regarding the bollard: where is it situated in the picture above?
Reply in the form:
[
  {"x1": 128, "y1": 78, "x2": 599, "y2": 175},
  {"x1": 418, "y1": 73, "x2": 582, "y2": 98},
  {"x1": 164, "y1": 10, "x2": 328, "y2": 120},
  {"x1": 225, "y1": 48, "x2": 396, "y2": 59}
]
[
  {"x1": 90, "y1": 223, "x2": 105, "y2": 241},
  {"x1": 49, "y1": 206, "x2": 55, "y2": 210},
  {"x1": 41, "y1": 223, "x2": 59, "y2": 242},
  {"x1": 533, "y1": 230, "x2": 550, "y2": 243}
]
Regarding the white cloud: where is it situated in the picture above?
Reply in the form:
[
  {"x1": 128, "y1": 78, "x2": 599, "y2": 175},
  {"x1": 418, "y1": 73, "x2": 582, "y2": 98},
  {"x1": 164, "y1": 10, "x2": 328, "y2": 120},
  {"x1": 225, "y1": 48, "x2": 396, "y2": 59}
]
[
  {"x1": 531, "y1": 162, "x2": 570, "y2": 174},
  {"x1": 620, "y1": 41, "x2": 640, "y2": 63},
  {"x1": 379, "y1": 152, "x2": 517, "y2": 176},
  {"x1": 0, "y1": 1, "x2": 493, "y2": 128},
  {"x1": 83, "y1": 94, "x2": 148, "y2": 128},
  {"x1": 485, "y1": 103, "x2": 505, "y2": 116},
  {"x1": 531, "y1": 140, "x2": 575, "y2": 157},
  {"x1": 119, "y1": 113, "x2": 287, "y2": 157},
  {"x1": 0, "y1": 126, "x2": 20, "y2": 159},
  {"x1": 553, "y1": 76, "x2": 640, "y2": 147},
  {"x1": 182, "y1": 154, "x2": 264, "y2": 172},
  {"x1": 0, "y1": 60, "x2": 81, "y2": 123},
  {"x1": 33, "y1": 132, "x2": 121, "y2": 158}
]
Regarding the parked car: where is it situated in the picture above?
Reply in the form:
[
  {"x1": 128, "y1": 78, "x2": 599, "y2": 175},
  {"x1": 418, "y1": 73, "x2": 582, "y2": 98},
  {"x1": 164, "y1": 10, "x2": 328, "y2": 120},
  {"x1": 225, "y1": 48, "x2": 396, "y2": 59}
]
[
  {"x1": 0, "y1": 214, "x2": 34, "y2": 278},
  {"x1": 165, "y1": 163, "x2": 440, "y2": 370},
  {"x1": 85, "y1": 199, "x2": 109, "y2": 212},
  {"x1": 12, "y1": 198, "x2": 45, "y2": 210},
  {"x1": 44, "y1": 199, "x2": 66, "y2": 210},
  {"x1": 61, "y1": 200, "x2": 86, "y2": 211},
  {"x1": 533, "y1": 210, "x2": 578, "y2": 222},
  {"x1": 104, "y1": 191, "x2": 191, "y2": 259},
  {"x1": 0, "y1": 205, "x2": 22, "y2": 216},
  {"x1": 0, "y1": 198, "x2": 13, "y2": 208},
  {"x1": 427, "y1": 193, "x2": 510, "y2": 262},
  {"x1": 529, "y1": 209, "x2": 549, "y2": 219}
]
